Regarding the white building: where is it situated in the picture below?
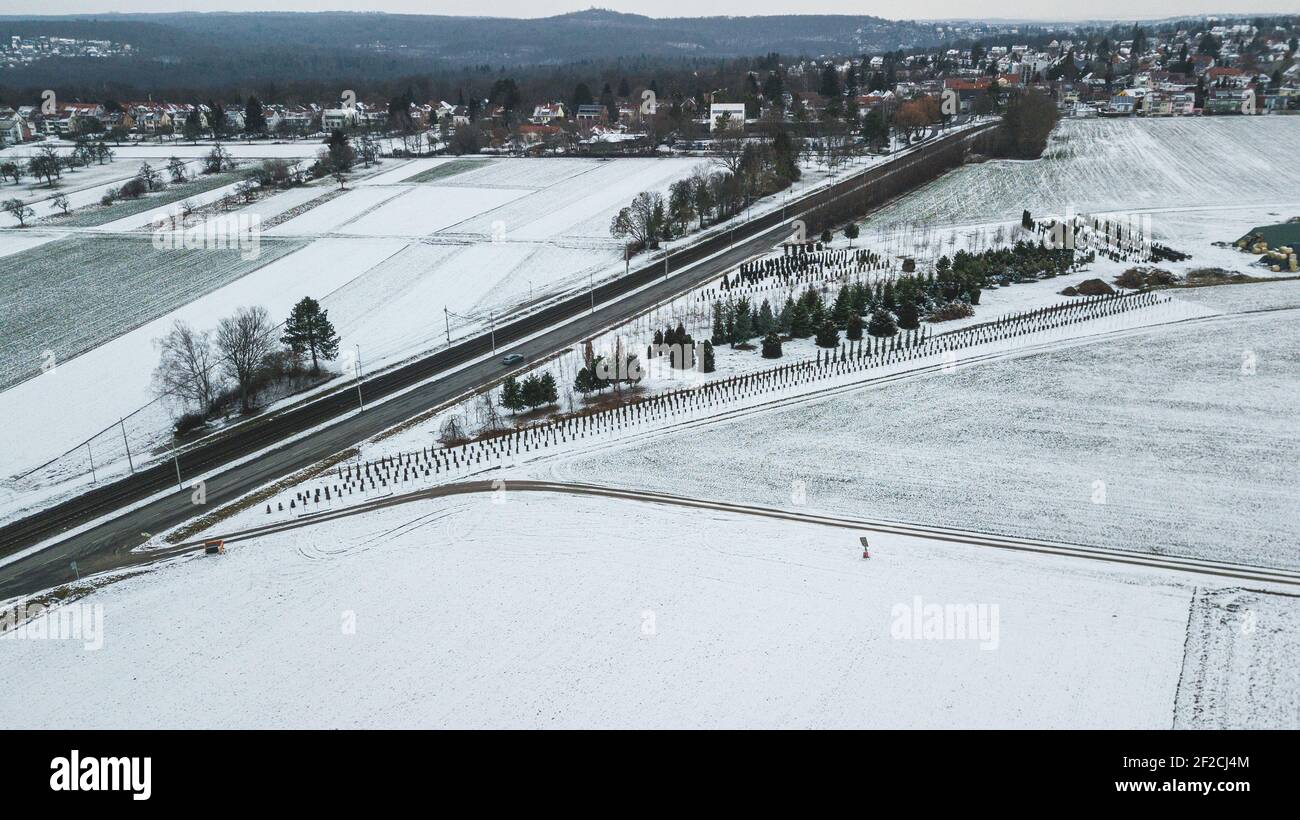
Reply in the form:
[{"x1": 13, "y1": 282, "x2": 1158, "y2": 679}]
[
  {"x1": 322, "y1": 107, "x2": 359, "y2": 131},
  {"x1": 709, "y1": 103, "x2": 746, "y2": 131}
]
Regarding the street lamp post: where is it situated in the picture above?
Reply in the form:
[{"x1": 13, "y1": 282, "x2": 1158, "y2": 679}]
[{"x1": 354, "y1": 344, "x2": 364, "y2": 411}]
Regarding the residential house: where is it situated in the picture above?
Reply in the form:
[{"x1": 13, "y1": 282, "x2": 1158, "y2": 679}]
[
  {"x1": 529, "y1": 102, "x2": 566, "y2": 124},
  {"x1": 322, "y1": 107, "x2": 359, "y2": 131},
  {"x1": 574, "y1": 104, "x2": 607, "y2": 126},
  {"x1": 0, "y1": 110, "x2": 31, "y2": 144}
]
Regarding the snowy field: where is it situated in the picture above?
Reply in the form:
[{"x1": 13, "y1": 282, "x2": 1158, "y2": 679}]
[
  {"x1": 0, "y1": 139, "x2": 324, "y2": 228},
  {"x1": 0, "y1": 492, "x2": 1200, "y2": 729},
  {"x1": 0, "y1": 156, "x2": 697, "y2": 496},
  {"x1": 1173, "y1": 586, "x2": 1300, "y2": 729},
  {"x1": 546, "y1": 291, "x2": 1300, "y2": 571},
  {"x1": 0, "y1": 235, "x2": 308, "y2": 390},
  {"x1": 1, "y1": 145, "x2": 885, "y2": 509},
  {"x1": 867, "y1": 117, "x2": 1300, "y2": 230},
  {"x1": 0, "y1": 239, "x2": 401, "y2": 489}
]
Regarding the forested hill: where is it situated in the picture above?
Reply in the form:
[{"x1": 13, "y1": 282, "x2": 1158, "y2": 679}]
[{"x1": 0, "y1": 9, "x2": 951, "y2": 89}]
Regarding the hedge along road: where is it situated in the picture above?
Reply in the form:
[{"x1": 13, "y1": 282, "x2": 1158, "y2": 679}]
[{"x1": 0, "y1": 122, "x2": 998, "y2": 600}]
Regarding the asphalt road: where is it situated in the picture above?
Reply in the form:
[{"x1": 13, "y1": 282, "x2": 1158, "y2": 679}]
[{"x1": 0, "y1": 123, "x2": 998, "y2": 600}]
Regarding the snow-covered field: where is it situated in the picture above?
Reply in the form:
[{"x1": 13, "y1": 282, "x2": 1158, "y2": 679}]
[
  {"x1": 0, "y1": 156, "x2": 697, "y2": 496},
  {"x1": 1, "y1": 235, "x2": 310, "y2": 390},
  {"x1": 5, "y1": 279, "x2": 1296, "y2": 728},
  {"x1": 4, "y1": 123, "x2": 1297, "y2": 729},
  {"x1": 868, "y1": 117, "x2": 1300, "y2": 230},
  {"x1": 0, "y1": 138, "x2": 325, "y2": 228},
  {"x1": 0, "y1": 491, "x2": 1203, "y2": 729},
  {"x1": 0, "y1": 239, "x2": 399, "y2": 493},
  {"x1": 1, "y1": 143, "x2": 890, "y2": 512},
  {"x1": 547, "y1": 290, "x2": 1300, "y2": 571},
  {"x1": 1173, "y1": 586, "x2": 1300, "y2": 729}
]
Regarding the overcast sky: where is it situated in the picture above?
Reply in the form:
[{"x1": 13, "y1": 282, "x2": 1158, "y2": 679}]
[{"x1": 1, "y1": 1, "x2": 1293, "y2": 22}]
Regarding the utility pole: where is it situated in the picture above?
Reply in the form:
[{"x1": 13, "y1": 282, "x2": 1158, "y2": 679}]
[
  {"x1": 589, "y1": 271, "x2": 595, "y2": 314},
  {"x1": 119, "y1": 418, "x2": 134, "y2": 474},
  {"x1": 443, "y1": 307, "x2": 450, "y2": 345},
  {"x1": 86, "y1": 442, "x2": 96, "y2": 485},
  {"x1": 489, "y1": 312, "x2": 496, "y2": 354},
  {"x1": 354, "y1": 345, "x2": 364, "y2": 411},
  {"x1": 173, "y1": 451, "x2": 183, "y2": 490}
]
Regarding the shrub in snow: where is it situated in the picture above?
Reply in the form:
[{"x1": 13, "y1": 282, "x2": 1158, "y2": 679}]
[
  {"x1": 761, "y1": 332, "x2": 783, "y2": 359},
  {"x1": 927, "y1": 301, "x2": 975, "y2": 323}
]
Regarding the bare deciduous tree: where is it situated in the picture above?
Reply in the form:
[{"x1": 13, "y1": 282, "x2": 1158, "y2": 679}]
[
  {"x1": 3, "y1": 198, "x2": 35, "y2": 226},
  {"x1": 215, "y1": 306, "x2": 277, "y2": 413},
  {"x1": 609, "y1": 190, "x2": 663, "y2": 251},
  {"x1": 153, "y1": 320, "x2": 219, "y2": 414},
  {"x1": 712, "y1": 125, "x2": 747, "y2": 176}
]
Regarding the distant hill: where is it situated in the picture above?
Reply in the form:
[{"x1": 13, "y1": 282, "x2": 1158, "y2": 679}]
[{"x1": 0, "y1": 9, "x2": 949, "y2": 78}]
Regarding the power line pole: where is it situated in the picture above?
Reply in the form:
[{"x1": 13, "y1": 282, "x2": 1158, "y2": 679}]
[
  {"x1": 173, "y1": 451, "x2": 183, "y2": 490},
  {"x1": 119, "y1": 418, "x2": 134, "y2": 474},
  {"x1": 354, "y1": 345, "x2": 364, "y2": 411},
  {"x1": 443, "y1": 307, "x2": 450, "y2": 345},
  {"x1": 489, "y1": 312, "x2": 496, "y2": 354},
  {"x1": 86, "y1": 442, "x2": 96, "y2": 484}
]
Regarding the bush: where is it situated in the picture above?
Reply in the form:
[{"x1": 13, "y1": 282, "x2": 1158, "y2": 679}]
[
  {"x1": 927, "y1": 301, "x2": 975, "y2": 322},
  {"x1": 761, "y1": 331, "x2": 783, "y2": 359},
  {"x1": 1113, "y1": 266, "x2": 1178, "y2": 289},
  {"x1": 174, "y1": 412, "x2": 207, "y2": 437},
  {"x1": 256, "y1": 158, "x2": 300, "y2": 188},
  {"x1": 118, "y1": 177, "x2": 148, "y2": 199},
  {"x1": 1075, "y1": 278, "x2": 1116, "y2": 296}
]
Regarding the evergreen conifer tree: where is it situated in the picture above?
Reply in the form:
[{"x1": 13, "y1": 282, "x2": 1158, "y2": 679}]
[
  {"x1": 702, "y1": 340, "x2": 716, "y2": 372},
  {"x1": 761, "y1": 331, "x2": 783, "y2": 359},
  {"x1": 281, "y1": 296, "x2": 340, "y2": 373},
  {"x1": 867, "y1": 308, "x2": 898, "y2": 338},
  {"x1": 846, "y1": 311, "x2": 863, "y2": 341},
  {"x1": 815, "y1": 320, "x2": 840, "y2": 348},
  {"x1": 501, "y1": 376, "x2": 525, "y2": 413}
]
